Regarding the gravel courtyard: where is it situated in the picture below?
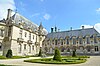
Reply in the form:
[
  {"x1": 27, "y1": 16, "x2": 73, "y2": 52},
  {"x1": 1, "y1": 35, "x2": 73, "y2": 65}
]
[{"x1": 0, "y1": 56, "x2": 100, "y2": 66}]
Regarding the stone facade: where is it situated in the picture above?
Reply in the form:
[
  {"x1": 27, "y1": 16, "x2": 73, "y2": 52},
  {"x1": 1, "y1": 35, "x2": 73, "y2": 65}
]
[
  {"x1": 42, "y1": 27, "x2": 100, "y2": 55},
  {"x1": 0, "y1": 9, "x2": 47, "y2": 56}
]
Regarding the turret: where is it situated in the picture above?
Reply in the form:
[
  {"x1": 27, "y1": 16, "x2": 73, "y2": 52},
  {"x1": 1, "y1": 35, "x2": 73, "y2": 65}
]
[{"x1": 7, "y1": 9, "x2": 12, "y2": 20}]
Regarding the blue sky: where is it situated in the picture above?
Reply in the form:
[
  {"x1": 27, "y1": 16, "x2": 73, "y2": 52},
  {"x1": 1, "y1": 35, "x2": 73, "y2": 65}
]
[{"x1": 0, "y1": 0, "x2": 100, "y2": 32}]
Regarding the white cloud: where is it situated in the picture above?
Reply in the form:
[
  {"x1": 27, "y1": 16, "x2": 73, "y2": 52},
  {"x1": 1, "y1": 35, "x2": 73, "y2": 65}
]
[
  {"x1": 31, "y1": 13, "x2": 40, "y2": 17},
  {"x1": 0, "y1": 0, "x2": 16, "y2": 20},
  {"x1": 81, "y1": 23, "x2": 100, "y2": 33},
  {"x1": 43, "y1": 13, "x2": 51, "y2": 20},
  {"x1": 96, "y1": 8, "x2": 100, "y2": 14}
]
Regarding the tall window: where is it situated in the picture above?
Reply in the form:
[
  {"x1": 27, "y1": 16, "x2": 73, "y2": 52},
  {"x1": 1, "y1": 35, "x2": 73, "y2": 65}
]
[
  {"x1": 19, "y1": 30, "x2": 22, "y2": 38},
  {"x1": 24, "y1": 44, "x2": 26, "y2": 50},
  {"x1": 55, "y1": 40, "x2": 57, "y2": 45},
  {"x1": 0, "y1": 30, "x2": 4, "y2": 37},
  {"x1": 66, "y1": 38, "x2": 69, "y2": 44},
  {"x1": 0, "y1": 42, "x2": 2, "y2": 51},
  {"x1": 79, "y1": 38, "x2": 83, "y2": 44},
  {"x1": 19, "y1": 44, "x2": 22, "y2": 53},
  {"x1": 94, "y1": 36, "x2": 97, "y2": 43},
  {"x1": 61, "y1": 39, "x2": 63, "y2": 45},
  {"x1": 29, "y1": 45, "x2": 31, "y2": 53},
  {"x1": 87, "y1": 37, "x2": 90, "y2": 44},
  {"x1": 25, "y1": 32, "x2": 27, "y2": 37},
  {"x1": 32, "y1": 46, "x2": 34, "y2": 50},
  {"x1": 29, "y1": 33, "x2": 31, "y2": 40},
  {"x1": 73, "y1": 38, "x2": 76, "y2": 44},
  {"x1": 95, "y1": 46, "x2": 98, "y2": 51},
  {"x1": 33, "y1": 35, "x2": 34, "y2": 39}
]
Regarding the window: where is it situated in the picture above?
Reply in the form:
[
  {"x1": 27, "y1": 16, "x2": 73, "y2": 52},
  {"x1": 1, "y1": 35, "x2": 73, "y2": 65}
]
[
  {"x1": 79, "y1": 38, "x2": 83, "y2": 44},
  {"x1": 29, "y1": 45, "x2": 31, "y2": 53},
  {"x1": 29, "y1": 33, "x2": 31, "y2": 40},
  {"x1": 8, "y1": 26, "x2": 11, "y2": 37},
  {"x1": 95, "y1": 46, "x2": 98, "y2": 51},
  {"x1": 66, "y1": 38, "x2": 69, "y2": 44},
  {"x1": 33, "y1": 35, "x2": 34, "y2": 39},
  {"x1": 0, "y1": 30, "x2": 4, "y2": 37},
  {"x1": 87, "y1": 37, "x2": 90, "y2": 44},
  {"x1": 61, "y1": 39, "x2": 63, "y2": 45},
  {"x1": 19, "y1": 29, "x2": 22, "y2": 38},
  {"x1": 94, "y1": 36, "x2": 97, "y2": 43},
  {"x1": 32, "y1": 46, "x2": 34, "y2": 50},
  {"x1": 0, "y1": 42, "x2": 2, "y2": 50},
  {"x1": 55, "y1": 40, "x2": 57, "y2": 45},
  {"x1": 73, "y1": 38, "x2": 76, "y2": 44},
  {"x1": 19, "y1": 44, "x2": 22, "y2": 53},
  {"x1": 25, "y1": 32, "x2": 27, "y2": 37},
  {"x1": 24, "y1": 44, "x2": 26, "y2": 50}
]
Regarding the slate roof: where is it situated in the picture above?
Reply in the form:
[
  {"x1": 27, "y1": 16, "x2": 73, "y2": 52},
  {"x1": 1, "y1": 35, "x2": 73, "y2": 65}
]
[
  {"x1": 47, "y1": 28, "x2": 100, "y2": 39},
  {"x1": 11, "y1": 12, "x2": 48, "y2": 35}
]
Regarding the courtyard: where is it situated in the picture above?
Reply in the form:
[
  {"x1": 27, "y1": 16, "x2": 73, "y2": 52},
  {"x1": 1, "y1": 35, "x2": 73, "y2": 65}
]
[{"x1": 0, "y1": 56, "x2": 100, "y2": 66}]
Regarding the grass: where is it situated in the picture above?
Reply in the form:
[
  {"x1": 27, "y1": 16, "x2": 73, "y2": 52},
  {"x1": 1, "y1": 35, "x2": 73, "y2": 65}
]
[
  {"x1": 0, "y1": 56, "x2": 29, "y2": 59},
  {"x1": 24, "y1": 55, "x2": 89, "y2": 64}
]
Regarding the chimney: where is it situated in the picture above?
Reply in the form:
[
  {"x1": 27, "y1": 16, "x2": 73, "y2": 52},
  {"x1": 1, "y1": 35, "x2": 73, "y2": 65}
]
[
  {"x1": 51, "y1": 27, "x2": 54, "y2": 33},
  {"x1": 82, "y1": 26, "x2": 84, "y2": 29},
  {"x1": 55, "y1": 26, "x2": 57, "y2": 32},
  {"x1": 70, "y1": 27, "x2": 72, "y2": 31},
  {"x1": 7, "y1": 9, "x2": 12, "y2": 19}
]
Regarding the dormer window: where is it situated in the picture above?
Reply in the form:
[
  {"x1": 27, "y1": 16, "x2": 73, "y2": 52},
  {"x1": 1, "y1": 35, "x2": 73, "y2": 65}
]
[
  {"x1": 94, "y1": 36, "x2": 97, "y2": 43},
  {"x1": 86, "y1": 37, "x2": 90, "y2": 44}
]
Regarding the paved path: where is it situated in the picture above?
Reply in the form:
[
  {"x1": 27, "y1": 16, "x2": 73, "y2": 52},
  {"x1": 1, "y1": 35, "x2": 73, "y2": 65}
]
[{"x1": 0, "y1": 56, "x2": 100, "y2": 66}]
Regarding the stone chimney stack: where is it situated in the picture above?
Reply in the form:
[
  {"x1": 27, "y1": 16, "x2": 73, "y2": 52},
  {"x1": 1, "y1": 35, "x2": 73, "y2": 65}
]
[
  {"x1": 70, "y1": 27, "x2": 72, "y2": 31},
  {"x1": 51, "y1": 27, "x2": 54, "y2": 33},
  {"x1": 7, "y1": 9, "x2": 12, "y2": 19},
  {"x1": 55, "y1": 26, "x2": 57, "y2": 32},
  {"x1": 82, "y1": 26, "x2": 84, "y2": 29}
]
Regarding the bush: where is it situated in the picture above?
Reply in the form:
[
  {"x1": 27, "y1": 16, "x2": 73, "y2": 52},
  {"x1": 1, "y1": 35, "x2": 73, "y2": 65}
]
[
  {"x1": 72, "y1": 50, "x2": 76, "y2": 57},
  {"x1": 38, "y1": 48, "x2": 42, "y2": 56},
  {"x1": 6, "y1": 49, "x2": 12, "y2": 58},
  {"x1": 53, "y1": 48, "x2": 62, "y2": 61}
]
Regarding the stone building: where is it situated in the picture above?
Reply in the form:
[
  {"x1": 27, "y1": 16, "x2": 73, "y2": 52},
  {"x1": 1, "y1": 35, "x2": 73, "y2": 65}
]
[
  {"x1": 42, "y1": 26, "x2": 100, "y2": 55},
  {"x1": 0, "y1": 9, "x2": 47, "y2": 56}
]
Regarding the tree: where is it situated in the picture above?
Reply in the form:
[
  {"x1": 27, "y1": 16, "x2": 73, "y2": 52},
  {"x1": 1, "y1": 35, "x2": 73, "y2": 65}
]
[
  {"x1": 6, "y1": 49, "x2": 12, "y2": 58},
  {"x1": 38, "y1": 48, "x2": 42, "y2": 56},
  {"x1": 53, "y1": 48, "x2": 62, "y2": 61},
  {"x1": 72, "y1": 49, "x2": 77, "y2": 57}
]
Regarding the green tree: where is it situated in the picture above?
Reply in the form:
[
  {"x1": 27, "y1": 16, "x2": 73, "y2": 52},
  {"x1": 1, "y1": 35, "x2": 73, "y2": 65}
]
[
  {"x1": 6, "y1": 49, "x2": 12, "y2": 58},
  {"x1": 72, "y1": 50, "x2": 77, "y2": 57},
  {"x1": 53, "y1": 48, "x2": 62, "y2": 61}
]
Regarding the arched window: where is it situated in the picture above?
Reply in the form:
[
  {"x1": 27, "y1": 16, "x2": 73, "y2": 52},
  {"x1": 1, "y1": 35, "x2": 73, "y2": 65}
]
[
  {"x1": 94, "y1": 36, "x2": 97, "y2": 43},
  {"x1": 61, "y1": 39, "x2": 63, "y2": 45},
  {"x1": 87, "y1": 37, "x2": 90, "y2": 44},
  {"x1": 55, "y1": 40, "x2": 57, "y2": 45},
  {"x1": 73, "y1": 38, "x2": 76, "y2": 44},
  {"x1": 66, "y1": 38, "x2": 69, "y2": 44},
  {"x1": 79, "y1": 38, "x2": 83, "y2": 44}
]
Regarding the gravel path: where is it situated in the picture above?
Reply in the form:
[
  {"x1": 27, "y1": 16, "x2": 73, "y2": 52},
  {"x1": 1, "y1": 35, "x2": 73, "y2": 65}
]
[{"x1": 0, "y1": 56, "x2": 100, "y2": 66}]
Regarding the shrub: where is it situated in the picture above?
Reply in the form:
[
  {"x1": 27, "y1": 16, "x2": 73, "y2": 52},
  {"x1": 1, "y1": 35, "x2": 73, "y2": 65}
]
[
  {"x1": 53, "y1": 48, "x2": 62, "y2": 61},
  {"x1": 72, "y1": 50, "x2": 76, "y2": 57},
  {"x1": 38, "y1": 48, "x2": 42, "y2": 56},
  {"x1": 6, "y1": 49, "x2": 12, "y2": 58}
]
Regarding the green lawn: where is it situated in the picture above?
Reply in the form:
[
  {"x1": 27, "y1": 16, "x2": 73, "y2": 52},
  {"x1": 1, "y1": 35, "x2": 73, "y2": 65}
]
[
  {"x1": 0, "y1": 56, "x2": 29, "y2": 59},
  {"x1": 24, "y1": 56, "x2": 89, "y2": 64}
]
